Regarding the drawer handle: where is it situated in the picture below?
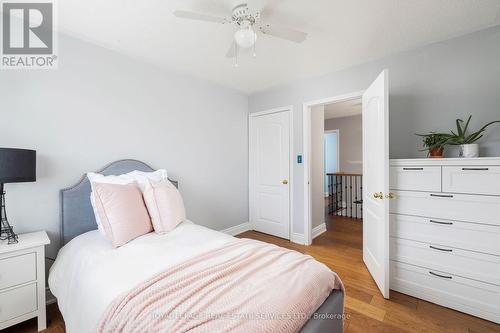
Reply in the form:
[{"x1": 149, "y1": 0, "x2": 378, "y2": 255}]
[
  {"x1": 403, "y1": 167, "x2": 424, "y2": 171},
  {"x1": 429, "y1": 271, "x2": 453, "y2": 279},
  {"x1": 430, "y1": 194, "x2": 454, "y2": 198},
  {"x1": 429, "y1": 245, "x2": 453, "y2": 252},
  {"x1": 429, "y1": 219, "x2": 453, "y2": 225},
  {"x1": 462, "y1": 168, "x2": 489, "y2": 171}
]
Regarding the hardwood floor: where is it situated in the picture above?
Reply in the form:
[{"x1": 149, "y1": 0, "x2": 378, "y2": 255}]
[
  {"x1": 1, "y1": 302, "x2": 65, "y2": 333},
  {"x1": 238, "y1": 216, "x2": 500, "y2": 333},
  {"x1": 5, "y1": 215, "x2": 500, "y2": 333}
]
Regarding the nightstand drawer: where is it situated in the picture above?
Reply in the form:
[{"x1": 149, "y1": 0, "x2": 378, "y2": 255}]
[
  {"x1": 0, "y1": 283, "x2": 37, "y2": 323},
  {"x1": 0, "y1": 253, "x2": 36, "y2": 290}
]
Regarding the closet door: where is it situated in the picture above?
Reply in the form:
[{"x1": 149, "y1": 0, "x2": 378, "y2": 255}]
[{"x1": 249, "y1": 109, "x2": 291, "y2": 239}]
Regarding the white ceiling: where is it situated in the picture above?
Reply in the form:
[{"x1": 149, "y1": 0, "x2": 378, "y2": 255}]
[
  {"x1": 324, "y1": 98, "x2": 362, "y2": 119},
  {"x1": 56, "y1": 0, "x2": 500, "y2": 94}
]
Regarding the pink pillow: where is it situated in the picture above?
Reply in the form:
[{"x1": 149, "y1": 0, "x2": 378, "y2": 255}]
[
  {"x1": 91, "y1": 182, "x2": 153, "y2": 247},
  {"x1": 143, "y1": 179, "x2": 186, "y2": 234}
]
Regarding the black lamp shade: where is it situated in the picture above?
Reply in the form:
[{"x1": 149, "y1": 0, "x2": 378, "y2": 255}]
[{"x1": 0, "y1": 148, "x2": 36, "y2": 183}]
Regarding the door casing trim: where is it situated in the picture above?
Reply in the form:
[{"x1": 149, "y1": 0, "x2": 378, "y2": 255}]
[{"x1": 303, "y1": 91, "x2": 364, "y2": 245}]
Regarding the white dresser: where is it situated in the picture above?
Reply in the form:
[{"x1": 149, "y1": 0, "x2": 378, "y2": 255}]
[
  {"x1": 389, "y1": 157, "x2": 500, "y2": 324},
  {"x1": 0, "y1": 231, "x2": 50, "y2": 331}
]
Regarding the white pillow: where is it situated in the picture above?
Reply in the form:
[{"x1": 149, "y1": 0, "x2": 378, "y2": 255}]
[
  {"x1": 87, "y1": 172, "x2": 134, "y2": 185},
  {"x1": 127, "y1": 169, "x2": 167, "y2": 191},
  {"x1": 87, "y1": 169, "x2": 168, "y2": 233}
]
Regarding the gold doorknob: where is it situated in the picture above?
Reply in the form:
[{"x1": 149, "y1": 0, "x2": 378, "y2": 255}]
[
  {"x1": 386, "y1": 192, "x2": 396, "y2": 199},
  {"x1": 373, "y1": 192, "x2": 383, "y2": 199},
  {"x1": 282, "y1": 180, "x2": 288, "y2": 185}
]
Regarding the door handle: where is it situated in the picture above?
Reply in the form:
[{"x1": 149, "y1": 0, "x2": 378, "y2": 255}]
[
  {"x1": 282, "y1": 180, "x2": 288, "y2": 185},
  {"x1": 385, "y1": 192, "x2": 396, "y2": 199},
  {"x1": 373, "y1": 192, "x2": 383, "y2": 199}
]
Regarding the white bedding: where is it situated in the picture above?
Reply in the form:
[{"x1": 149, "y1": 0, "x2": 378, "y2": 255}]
[{"x1": 48, "y1": 221, "x2": 235, "y2": 333}]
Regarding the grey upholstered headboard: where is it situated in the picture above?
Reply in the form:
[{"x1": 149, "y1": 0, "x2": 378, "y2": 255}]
[{"x1": 60, "y1": 159, "x2": 177, "y2": 246}]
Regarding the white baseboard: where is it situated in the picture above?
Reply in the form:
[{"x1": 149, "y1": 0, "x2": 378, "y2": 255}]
[
  {"x1": 312, "y1": 223, "x2": 327, "y2": 239},
  {"x1": 221, "y1": 222, "x2": 325, "y2": 243},
  {"x1": 290, "y1": 232, "x2": 306, "y2": 245},
  {"x1": 220, "y1": 222, "x2": 251, "y2": 236}
]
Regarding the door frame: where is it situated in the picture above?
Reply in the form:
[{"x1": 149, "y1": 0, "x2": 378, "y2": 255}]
[
  {"x1": 303, "y1": 91, "x2": 364, "y2": 245},
  {"x1": 249, "y1": 105, "x2": 294, "y2": 240},
  {"x1": 324, "y1": 129, "x2": 340, "y2": 197}
]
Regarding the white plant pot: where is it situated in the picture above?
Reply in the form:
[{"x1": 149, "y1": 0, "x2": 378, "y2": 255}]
[{"x1": 459, "y1": 144, "x2": 479, "y2": 158}]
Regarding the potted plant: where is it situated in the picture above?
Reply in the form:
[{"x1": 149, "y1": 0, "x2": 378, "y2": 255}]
[
  {"x1": 447, "y1": 115, "x2": 500, "y2": 158},
  {"x1": 416, "y1": 132, "x2": 451, "y2": 158}
]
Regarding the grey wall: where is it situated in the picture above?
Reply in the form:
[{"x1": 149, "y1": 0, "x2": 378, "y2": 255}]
[
  {"x1": 310, "y1": 106, "x2": 324, "y2": 229},
  {"x1": 249, "y1": 25, "x2": 500, "y2": 236},
  {"x1": 325, "y1": 115, "x2": 363, "y2": 174},
  {"x1": 0, "y1": 33, "x2": 249, "y2": 259}
]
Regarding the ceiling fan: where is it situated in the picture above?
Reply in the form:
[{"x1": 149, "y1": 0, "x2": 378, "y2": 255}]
[{"x1": 173, "y1": 1, "x2": 307, "y2": 65}]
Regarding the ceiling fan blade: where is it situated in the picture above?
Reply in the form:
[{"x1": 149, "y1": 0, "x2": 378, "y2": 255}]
[
  {"x1": 226, "y1": 41, "x2": 237, "y2": 58},
  {"x1": 258, "y1": 23, "x2": 307, "y2": 43},
  {"x1": 256, "y1": 0, "x2": 281, "y2": 17},
  {"x1": 173, "y1": 10, "x2": 227, "y2": 24}
]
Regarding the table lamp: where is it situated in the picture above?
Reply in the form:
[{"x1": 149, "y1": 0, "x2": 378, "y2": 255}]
[{"x1": 0, "y1": 148, "x2": 36, "y2": 244}]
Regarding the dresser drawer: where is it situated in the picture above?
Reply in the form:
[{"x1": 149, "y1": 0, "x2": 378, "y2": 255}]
[
  {"x1": 389, "y1": 166, "x2": 441, "y2": 192},
  {"x1": 0, "y1": 283, "x2": 37, "y2": 323},
  {"x1": 390, "y1": 238, "x2": 500, "y2": 286},
  {"x1": 443, "y1": 166, "x2": 500, "y2": 196},
  {"x1": 390, "y1": 214, "x2": 500, "y2": 256},
  {"x1": 390, "y1": 261, "x2": 500, "y2": 323},
  {"x1": 390, "y1": 191, "x2": 500, "y2": 226},
  {"x1": 0, "y1": 253, "x2": 36, "y2": 290}
]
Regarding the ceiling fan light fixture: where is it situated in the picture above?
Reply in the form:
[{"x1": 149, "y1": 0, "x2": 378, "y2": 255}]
[
  {"x1": 234, "y1": 27, "x2": 257, "y2": 48},
  {"x1": 173, "y1": 5, "x2": 308, "y2": 64}
]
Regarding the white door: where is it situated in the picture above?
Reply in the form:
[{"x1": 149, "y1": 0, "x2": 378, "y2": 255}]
[
  {"x1": 362, "y1": 70, "x2": 390, "y2": 298},
  {"x1": 250, "y1": 110, "x2": 291, "y2": 239}
]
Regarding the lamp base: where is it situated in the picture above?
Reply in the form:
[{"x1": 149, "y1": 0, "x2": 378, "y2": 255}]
[
  {"x1": 0, "y1": 185, "x2": 18, "y2": 244},
  {"x1": 0, "y1": 224, "x2": 18, "y2": 244}
]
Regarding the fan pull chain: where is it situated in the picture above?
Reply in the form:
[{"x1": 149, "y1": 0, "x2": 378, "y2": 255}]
[
  {"x1": 253, "y1": 29, "x2": 257, "y2": 58},
  {"x1": 234, "y1": 43, "x2": 239, "y2": 67}
]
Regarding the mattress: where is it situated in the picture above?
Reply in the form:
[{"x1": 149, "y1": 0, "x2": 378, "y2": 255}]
[{"x1": 49, "y1": 221, "x2": 343, "y2": 332}]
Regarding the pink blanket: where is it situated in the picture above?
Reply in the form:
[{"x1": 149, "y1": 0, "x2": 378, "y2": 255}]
[{"x1": 98, "y1": 238, "x2": 343, "y2": 333}]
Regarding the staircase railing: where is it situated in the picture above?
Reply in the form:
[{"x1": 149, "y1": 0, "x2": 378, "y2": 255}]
[{"x1": 327, "y1": 172, "x2": 363, "y2": 219}]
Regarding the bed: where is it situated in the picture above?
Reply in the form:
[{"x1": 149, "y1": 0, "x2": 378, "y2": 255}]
[{"x1": 49, "y1": 160, "x2": 344, "y2": 333}]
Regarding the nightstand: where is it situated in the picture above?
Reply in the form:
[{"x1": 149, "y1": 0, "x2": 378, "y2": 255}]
[{"x1": 0, "y1": 231, "x2": 50, "y2": 331}]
